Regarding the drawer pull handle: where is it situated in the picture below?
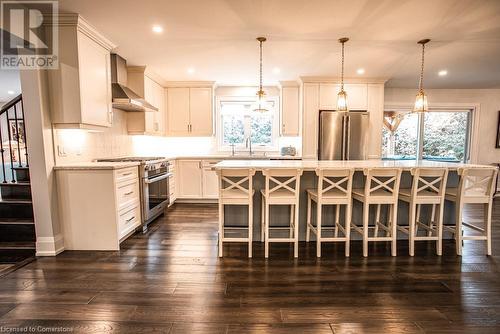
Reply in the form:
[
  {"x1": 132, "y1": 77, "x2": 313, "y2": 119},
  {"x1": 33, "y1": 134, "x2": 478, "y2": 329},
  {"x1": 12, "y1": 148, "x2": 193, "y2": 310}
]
[
  {"x1": 124, "y1": 191, "x2": 134, "y2": 195},
  {"x1": 122, "y1": 172, "x2": 133, "y2": 176},
  {"x1": 126, "y1": 216, "x2": 135, "y2": 223}
]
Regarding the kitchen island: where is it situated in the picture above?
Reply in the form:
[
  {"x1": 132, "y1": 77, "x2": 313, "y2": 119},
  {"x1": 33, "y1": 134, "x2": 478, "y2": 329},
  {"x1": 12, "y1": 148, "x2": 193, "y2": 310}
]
[{"x1": 214, "y1": 159, "x2": 495, "y2": 241}]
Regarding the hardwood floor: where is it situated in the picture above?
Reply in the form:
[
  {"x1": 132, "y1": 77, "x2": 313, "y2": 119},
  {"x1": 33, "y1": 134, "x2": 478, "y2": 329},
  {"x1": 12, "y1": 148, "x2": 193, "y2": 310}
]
[{"x1": 0, "y1": 201, "x2": 499, "y2": 333}]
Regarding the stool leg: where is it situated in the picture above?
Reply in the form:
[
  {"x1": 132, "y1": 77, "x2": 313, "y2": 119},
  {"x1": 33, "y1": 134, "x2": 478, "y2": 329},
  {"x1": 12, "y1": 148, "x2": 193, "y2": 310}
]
[
  {"x1": 248, "y1": 202, "x2": 253, "y2": 258},
  {"x1": 345, "y1": 202, "x2": 351, "y2": 257},
  {"x1": 261, "y1": 196, "x2": 265, "y2": 243},
  {"x1": 428, "y1": 204, "x2": 436, "y2": 237},
  {"x1": 363, "y1": 202, "x2": 369, "y2": 257},
  {"x1": 289, "y1": 205, "x2": 294, "y2": 239},
  {"x1": 294, "y1": 202, "x2": 299, "y2": 258},
  {"x1": 218, "y1": 202, "x2": 224, "y2": 258},
  {"x1": 306, "y1": 194, "x2": 311, "y2": 242},
  {"x1": 455, "y1": 201, "x2": 463, "y2": 256},
  {"x1": 437, "y1": 203, "x2": 444, "y2": 256},
  {"x1": 415, "y1": 204, "x2": 421, "y2": 236},
  {"x1": 374, "y1": 204, "x2": 381, "y2": 237},
  {"x1": 409, "y1": 202, "x2": 416, "y2": 256},
  {"x1": 486, "y1": 202, "x2": 492, "y2": 256},
  {"x1": 265, "y1": 200, "x2": 270, "y2": 258},
  {"x1": 387, "y1": 205, "x2": 393, "y2": 237},
  {"x1": 334, "y1": 205, "x2": 340, "y2": 238},
  {"x1": 316, "y1": 201, "x2": 322, "y2": 257},
  {"x1": 391, "y1": 202, "x2": 398, "y2": 257}
]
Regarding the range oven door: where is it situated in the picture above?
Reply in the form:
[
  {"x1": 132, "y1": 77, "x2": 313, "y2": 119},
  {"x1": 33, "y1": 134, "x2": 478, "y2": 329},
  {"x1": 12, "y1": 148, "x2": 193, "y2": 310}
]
[{"x1": 143, "y1": 170, "x2": 172, "y2": 223}]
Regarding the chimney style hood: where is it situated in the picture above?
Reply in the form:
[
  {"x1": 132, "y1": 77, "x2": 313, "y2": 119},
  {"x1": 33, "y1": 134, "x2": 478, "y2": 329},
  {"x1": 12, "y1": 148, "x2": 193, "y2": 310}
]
[{"x1": 110, "y1": 54, "x2": 158, "y2": 112}]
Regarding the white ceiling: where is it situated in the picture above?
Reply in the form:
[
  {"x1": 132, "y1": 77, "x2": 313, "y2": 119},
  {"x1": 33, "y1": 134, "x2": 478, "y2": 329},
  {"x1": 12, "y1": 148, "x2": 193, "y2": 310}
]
[
  {"x1": 0, "y1": 69, "x2": 20, "y2": 103},
  {"x1": 28, "y1": 0, "x2": 500, "y2": 88}
]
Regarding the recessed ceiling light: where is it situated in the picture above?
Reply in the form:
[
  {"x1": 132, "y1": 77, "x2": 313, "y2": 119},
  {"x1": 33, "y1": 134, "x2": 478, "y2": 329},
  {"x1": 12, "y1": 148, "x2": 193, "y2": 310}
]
[
  {"x1": 272, "y1": 67, "x2": 281, "y2": 74},
  {"x1": 152, "y1": 25, "x2": 163, "y2": 33},
  {"x1": 356, "y1": 68, "x2": 365, "y2": 75},
  {"x1": 187, "y1": 67, "x2": 195, "y2": 74},
  {"x1": 7, "y1": 90, "x2": 14, "y2": 95},
  {"x1": 438, "y1": 70, "x2": 448, "y2": 76}
]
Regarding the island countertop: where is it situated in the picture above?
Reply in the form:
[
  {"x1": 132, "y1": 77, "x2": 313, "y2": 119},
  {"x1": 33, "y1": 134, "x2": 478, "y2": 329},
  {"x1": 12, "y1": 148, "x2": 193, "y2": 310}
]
[{"x1": 214, "y1": 159, "x2": 494, "y2": 171}]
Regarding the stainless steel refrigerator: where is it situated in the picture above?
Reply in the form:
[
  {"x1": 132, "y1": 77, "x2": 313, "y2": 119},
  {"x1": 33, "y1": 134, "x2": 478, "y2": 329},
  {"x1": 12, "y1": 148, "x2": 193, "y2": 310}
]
[{"x1": 318, "y1": 110, "x2": 369, "y2": 160}]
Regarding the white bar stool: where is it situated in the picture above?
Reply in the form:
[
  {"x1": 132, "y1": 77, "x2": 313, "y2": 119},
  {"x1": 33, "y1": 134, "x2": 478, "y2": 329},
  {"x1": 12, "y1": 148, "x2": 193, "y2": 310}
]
[
  {"x1": 444, "y1": 167, "x2": 498, "y2": 256},
  {"x1": 306, "y1": 168, "x2": 354, "y2": 257},
  {"x1": 217, "y1": 168, "x2": 256, "y2": 258},
  {"x1": 261, "y1": 169, "x2": 303, "y2": 258},
  {"x1": 398, "y1": 168, "x2": 448, "y2": 256},
  {"x1": 352, "y1": 168, "x2": 402, "y2": 257}
]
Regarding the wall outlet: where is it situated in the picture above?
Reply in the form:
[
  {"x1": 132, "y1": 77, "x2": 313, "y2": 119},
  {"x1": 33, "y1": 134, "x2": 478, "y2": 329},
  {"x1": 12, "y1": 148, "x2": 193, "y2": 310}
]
[{"x1": 57, "y1": 145, "x2": 67, "y2": 157}]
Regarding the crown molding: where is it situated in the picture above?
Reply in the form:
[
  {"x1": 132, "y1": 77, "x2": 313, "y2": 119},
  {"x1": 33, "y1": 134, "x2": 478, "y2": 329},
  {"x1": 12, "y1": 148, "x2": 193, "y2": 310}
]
[
  {"x1": 164, "y1": 81, "x2": 216, "y2": 88},
  {"x1": 300, "y1": 76, "x2": 388, "y2": 84}
]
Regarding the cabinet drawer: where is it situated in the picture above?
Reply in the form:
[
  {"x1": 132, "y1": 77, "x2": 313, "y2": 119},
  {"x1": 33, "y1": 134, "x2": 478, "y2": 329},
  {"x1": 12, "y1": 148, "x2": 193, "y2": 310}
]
[
  {"x1": 115, "y1": 167, "x2": 138, "y2": 184},
  {"x1": 118, "y1": 203, "x2": 141, "y2": 240},
  {"x1": 116, "y1": 179, "x2": 140, "y2": 211}
]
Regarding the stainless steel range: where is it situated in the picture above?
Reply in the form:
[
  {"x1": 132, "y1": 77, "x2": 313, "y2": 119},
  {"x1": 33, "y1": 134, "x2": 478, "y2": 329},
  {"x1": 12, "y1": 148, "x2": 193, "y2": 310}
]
[{"x1": 97, "y1": 157, "x2": 171, "y2": 232}]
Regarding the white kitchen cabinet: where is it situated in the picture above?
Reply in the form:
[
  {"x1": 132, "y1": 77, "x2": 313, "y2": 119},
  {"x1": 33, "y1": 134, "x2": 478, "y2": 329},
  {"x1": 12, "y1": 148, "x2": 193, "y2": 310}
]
[
  {"x1": 49, "y1": 14, "x2": 115, "y2": 130},
  {"x1": 56, "y1": 165, "x2": 141, "y2": 250},
  {"x1": 177, "y1": 160, "x2": 203, "y2": 198},
  {"x1": 126, "y1": 67, "x2": 165, "y2": 135},
  {"x1": 177, "y1": 159, "x2": 220, "y2": 200},
  {"x1": 166, "y1": 84, "x2": 214, "y2": 136},
  {"x1": 302, "y1": 83, "x2": 320, "y2": 159},
  {"x1": 202, "y1": 160, "x2": 219, "y2": 198},
  {"x1": 280, "y1": 83, "x2": 300, "y2": 136},
  {"x1": 319, "y1": 83, "x2": 368, "y2": 110},
  {"x1": 167, "y1": 88, "x2": 191, "y2": 135}
]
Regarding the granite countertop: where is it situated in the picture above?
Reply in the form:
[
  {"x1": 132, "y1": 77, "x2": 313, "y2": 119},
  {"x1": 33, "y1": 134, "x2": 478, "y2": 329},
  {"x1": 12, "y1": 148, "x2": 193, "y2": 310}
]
[
  {"x1": 54, "y1": 161, "x2": 140, "y2": 170},
  {"x1": 214, "y1": 159, "x2": 494, "y2": 171}
]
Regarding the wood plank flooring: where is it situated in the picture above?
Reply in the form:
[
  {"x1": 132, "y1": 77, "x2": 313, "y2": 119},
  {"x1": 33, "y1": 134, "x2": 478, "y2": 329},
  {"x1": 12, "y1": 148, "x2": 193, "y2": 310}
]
[{"x1": 0, "y1": 201, "x2": 499, "y2": 333}]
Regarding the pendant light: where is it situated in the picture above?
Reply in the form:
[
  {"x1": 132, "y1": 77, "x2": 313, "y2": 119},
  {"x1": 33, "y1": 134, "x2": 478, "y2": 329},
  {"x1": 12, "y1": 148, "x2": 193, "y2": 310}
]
[
  {"x1": 413, "y1": 39, "x2": 430, "y2": 112},
  {"x1": 252, "y1": 36, "x2": 269, "y2": 112},
  {"x1": 337, "y1": 37, "x2": 349, "y2": 112}
]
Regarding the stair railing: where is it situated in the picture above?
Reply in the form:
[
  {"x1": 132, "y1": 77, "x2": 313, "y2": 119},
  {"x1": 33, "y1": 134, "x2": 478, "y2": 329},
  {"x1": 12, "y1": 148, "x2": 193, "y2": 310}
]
[{"x1": 0, "y1": 95, "x2": 28, "y2": 183}]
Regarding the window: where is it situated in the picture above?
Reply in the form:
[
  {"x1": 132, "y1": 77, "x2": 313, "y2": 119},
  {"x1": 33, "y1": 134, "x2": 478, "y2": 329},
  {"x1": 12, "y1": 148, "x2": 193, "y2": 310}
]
[
  {"x1": 218, "y1": 97, "x2": 278, "y2": 151},
  {"x1": 382, "y1": 109, "x2": 472, "y2": 162}
]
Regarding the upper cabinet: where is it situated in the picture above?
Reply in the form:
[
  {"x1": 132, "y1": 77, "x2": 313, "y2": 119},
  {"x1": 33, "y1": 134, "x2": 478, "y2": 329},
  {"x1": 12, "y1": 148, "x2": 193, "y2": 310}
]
[
  {"x1": 166, "y1": 83, "x2": 215, "y2": 136},
  {"x1": 280, "y1": 81, "x2": 300, "y2": 136},
  {"x1": 48, "y1": 14, "x2": 116, "y2": 130},
  {"x1": 126, "y1": 67, "x2": 165, "y2": 135},
  {"x1": 319, "y1": 83, "x2": 368, "y2": 110}
]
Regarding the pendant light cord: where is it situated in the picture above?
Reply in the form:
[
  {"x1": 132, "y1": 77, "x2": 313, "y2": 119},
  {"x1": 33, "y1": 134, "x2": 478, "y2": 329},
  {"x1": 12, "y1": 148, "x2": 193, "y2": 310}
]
[
  {"x1": 341, "y1": 40, "x2": 345, "y2": 90},
  {"x1": 419, "y1": 42, "x2": 425, "y2": 92},
  {"x1": 259, "y1": 39, "x2": 263, "y2": 93}
]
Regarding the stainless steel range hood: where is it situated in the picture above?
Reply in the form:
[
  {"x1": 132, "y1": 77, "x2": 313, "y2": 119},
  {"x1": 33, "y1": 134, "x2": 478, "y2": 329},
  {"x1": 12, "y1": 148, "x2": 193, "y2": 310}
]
[{"x1": 110, "y1": 54, "x2": 158, "y2": 112}]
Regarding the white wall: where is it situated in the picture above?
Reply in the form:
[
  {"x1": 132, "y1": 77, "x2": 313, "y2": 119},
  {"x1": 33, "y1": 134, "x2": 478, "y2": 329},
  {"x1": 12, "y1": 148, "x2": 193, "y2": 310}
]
[{"x1": 385, "y1": 88, "x2": 500, "y2": 165}]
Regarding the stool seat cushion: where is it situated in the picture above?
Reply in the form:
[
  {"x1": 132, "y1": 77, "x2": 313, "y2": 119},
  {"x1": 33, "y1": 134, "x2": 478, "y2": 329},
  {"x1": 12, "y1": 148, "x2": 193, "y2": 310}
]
[
  {"x1": 221, "y1": 189, "x2": 255, "y2": 199},
  {"x1": 307, "y1": 188, "x2": 349, "y2": 200},
  {"x1": 352, "y1": 188, "x2": 395, "y2": 199},
  {"x1": 260, "y1": 189, "x2": 296, "y2": 199},
  {"x1": 399, "y1": 188, "x2": 442, "y2": 202}
]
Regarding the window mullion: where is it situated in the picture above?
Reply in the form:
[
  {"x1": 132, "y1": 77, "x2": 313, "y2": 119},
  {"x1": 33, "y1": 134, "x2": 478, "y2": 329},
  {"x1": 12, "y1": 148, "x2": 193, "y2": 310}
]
[{"x1": 417, "y1": 113, "x2": 424, "y2": 160}]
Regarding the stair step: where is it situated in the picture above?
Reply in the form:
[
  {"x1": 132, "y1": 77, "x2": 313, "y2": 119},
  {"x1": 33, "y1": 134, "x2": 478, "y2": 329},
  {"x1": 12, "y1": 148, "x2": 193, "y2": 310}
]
[
  {"x1": 0, "y1": 182, "x2": 31, "y2": 200},
  {"x1": 0, "y1": 219, "x2": 34, "y2": 225},
  {"x1": 13, "y1": 167, "x2": 30, "y2": 183},
  {"x1": 0, "y1": 241, "x2": 36, "y2": 250},
  {"x1": 0, "y1": 222, "x2": 35, "y2": 242},
  {"x1": 0, "y1": 200, "x2": 34, "y2": 219}
]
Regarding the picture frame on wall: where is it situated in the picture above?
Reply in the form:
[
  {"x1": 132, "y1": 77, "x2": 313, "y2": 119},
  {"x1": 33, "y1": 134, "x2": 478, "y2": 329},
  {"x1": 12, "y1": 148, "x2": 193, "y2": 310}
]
[{"x1": 497, "y1": 111, "x2": 500, "y2": 148}]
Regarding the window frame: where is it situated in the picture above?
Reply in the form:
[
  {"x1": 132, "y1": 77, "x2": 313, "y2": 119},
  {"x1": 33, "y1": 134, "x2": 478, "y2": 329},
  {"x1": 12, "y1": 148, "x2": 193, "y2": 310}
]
[
  {"x1": 216, "y1": 96, "x2": 280, "y2": 152},
  {"x1": 382, "y1": 105, "x2": 477, "y2": 163}
]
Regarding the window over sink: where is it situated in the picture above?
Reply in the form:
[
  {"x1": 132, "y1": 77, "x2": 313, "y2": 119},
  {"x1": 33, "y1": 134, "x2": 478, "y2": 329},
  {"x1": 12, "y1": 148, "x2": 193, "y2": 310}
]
[{"x1": 217, "y1": 96, "x2": 279, "y2": 152}]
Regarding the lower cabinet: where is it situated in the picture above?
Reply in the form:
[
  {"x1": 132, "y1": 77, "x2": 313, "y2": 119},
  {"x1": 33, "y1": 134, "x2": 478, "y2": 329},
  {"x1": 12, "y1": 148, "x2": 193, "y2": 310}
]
[
  {"x1": 177, "y1": 159, "x2": 219, "y2": 200},
  {"x1": 56, "y1": 165, "x2": 141, "y2": 250}
]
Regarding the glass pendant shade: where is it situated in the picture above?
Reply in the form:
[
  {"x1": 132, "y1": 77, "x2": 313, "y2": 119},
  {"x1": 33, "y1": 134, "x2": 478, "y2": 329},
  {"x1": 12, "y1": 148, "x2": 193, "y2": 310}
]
[
  {"x1": 252, "y1": 90, "x2": 269, "y2": 112},
  {"x1": 413, "y1": 90, "x2": 428, "y2": 112},
  {"x1": 337, "y1": 89, "x2": 348, "y2": 112}
]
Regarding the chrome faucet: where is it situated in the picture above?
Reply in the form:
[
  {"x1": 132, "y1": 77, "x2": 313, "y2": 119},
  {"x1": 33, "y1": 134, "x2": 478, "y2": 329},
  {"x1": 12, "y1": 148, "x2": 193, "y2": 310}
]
[{"x1": 245, "y1": 137, "x2": 253, "y2": 156}]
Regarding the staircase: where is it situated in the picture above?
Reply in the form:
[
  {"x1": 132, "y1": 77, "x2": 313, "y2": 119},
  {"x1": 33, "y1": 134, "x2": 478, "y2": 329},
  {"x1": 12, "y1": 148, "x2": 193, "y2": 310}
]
[{"x1": 0, "y1": 95, "x2": 35, "y2": 268}]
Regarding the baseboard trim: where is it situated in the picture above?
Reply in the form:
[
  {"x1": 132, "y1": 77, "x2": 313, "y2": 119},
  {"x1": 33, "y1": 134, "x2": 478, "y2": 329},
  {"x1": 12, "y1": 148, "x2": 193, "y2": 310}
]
[
  {"x1": 175, "y1": 199, "x2": 218, "y2": 204},
  {"x1": 36, "y1": 234, "x2": 65, "y2": 256}
]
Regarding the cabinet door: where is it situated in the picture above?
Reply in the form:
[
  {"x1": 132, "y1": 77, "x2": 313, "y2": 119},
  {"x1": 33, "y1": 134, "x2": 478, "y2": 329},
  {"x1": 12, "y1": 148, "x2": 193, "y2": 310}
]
[
  {"x1": 167, "y1": 88, "x2": 190, "y2": 135},
  {"x1": 319, "y1": 83, "x2": 368, "y2": 110},
  {"x1": 177, "y1": 160, "x2": 202, "y2": 198},
  {"x1": 189, "y1": 87, "x2": 213, "y2": 136},
  {"x1": 154, "y1": 84, "x2": 165, "y2": 135},
  {"x1": 77, "y1": 32, "x2": 112, "y2": 127},
  {"x1": 302, "y1": 83, "x2": 320, "y2": 159},
  {"x1": 281, "y1": 86, "x2": 300, "y2": 136},
  {"x1": 202, "y1": 160, "x2": 219, "y2": 199},
  {"x1": 319, "y1": 83, "x2": 338, "y2": 110}
]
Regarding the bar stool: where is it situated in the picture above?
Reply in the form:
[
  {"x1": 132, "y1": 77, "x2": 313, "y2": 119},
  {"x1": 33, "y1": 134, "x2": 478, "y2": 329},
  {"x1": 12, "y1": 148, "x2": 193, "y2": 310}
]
[
  {"x1": 306, "y1": 168, "x2": 354, "y2": 257},
  {"x1": 261, "y1": 169, "x2": 303, "y2": 258},
  {"x1": 352, "y1": 168, "x2": 402, "y2": 257},
  {"x1": 444, "y1": 167, "x2": 498, "y2": 256},
  {"x1": 398, "y1": 168, "x2": 448, "y2": 256},
  {"x1": 217, "y1": 168, "x2": 256, "y2": 258}
]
